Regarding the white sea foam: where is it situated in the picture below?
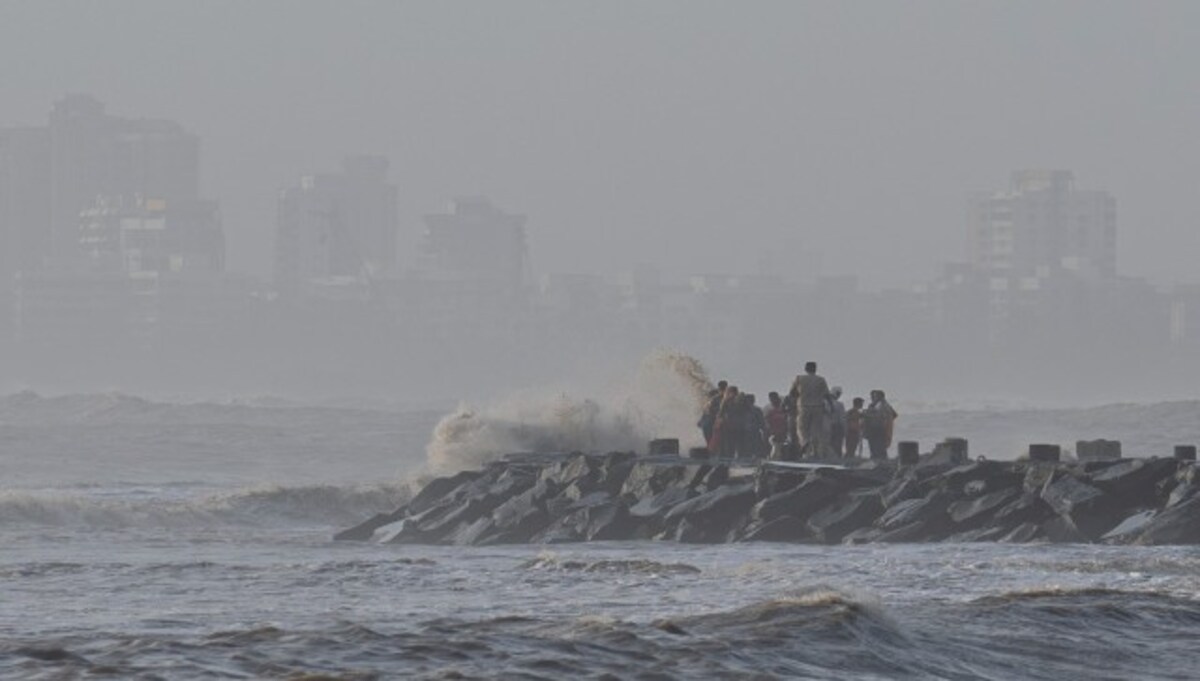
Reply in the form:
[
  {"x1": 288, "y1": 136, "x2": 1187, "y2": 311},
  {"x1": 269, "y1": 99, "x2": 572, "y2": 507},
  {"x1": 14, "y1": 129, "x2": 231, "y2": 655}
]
[
  {"x1": 422, "y1": 350, "x2": 712, "y2": 474},
  {"x1": 0, "y1": 483, "x2": 407, "y2": 529}
]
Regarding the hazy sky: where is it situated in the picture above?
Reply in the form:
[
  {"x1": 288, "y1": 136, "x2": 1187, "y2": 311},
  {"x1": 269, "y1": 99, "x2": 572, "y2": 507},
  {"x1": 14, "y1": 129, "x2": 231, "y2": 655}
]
[{"x1": 2, "y1": 1, "x2": 1198, "y2": 288}]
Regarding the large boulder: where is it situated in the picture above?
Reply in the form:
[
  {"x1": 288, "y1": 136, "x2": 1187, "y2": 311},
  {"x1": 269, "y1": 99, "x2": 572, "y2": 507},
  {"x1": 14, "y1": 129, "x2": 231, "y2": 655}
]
[
  {"x1": 1039, "y1": 472, "x2": 1120, "y2": 538},
  {"x1": 533, "y1": 495, "x2": 632, "y2": 544},
  {"x1": 334, "y1": 508, "x2": 407, "y2": 541},
  {"x1": 407, "y1": 469, "x2": 487, "y2": 516},
  {"x1": 928, "y1": 461, "x2": 1022, "y2": 498},
  {"x1": 753, "y1": 468, "x2": 805, "y2": 498},
  {"x1": 807, "y1": 491, "x2": 884, "y2": 544},
  {"x1": 752, "y1": 473, "x2": 844, "y2": 523},
  {"x1": 629, "y1": 486, "x2": 694, "y2": 519},
  {"x1": 738, "y1": 515, "x2": 814, "y2": 542},
  {"x1": 998, "y1": 522, "x2": 1042, "y2": 543},
  {"x1": 992, "y1": 492, "x2": 1054, "y2": 527},
  {"x1": 947, "y1": 487, "x2": 1021, "y2": 528},
  {"x1": 664, "y1": 483, "x2": 757, "y2": 542},
  {"x1": 878, "y1": 475, "x2": 922, "y2": 508},
  {"x1": 1134, "y1": 495, "x2": 1200, "y2": 545},
  {"x1": 1088, "y1": 458, "x2": 1177, "y2": 508},
  {"x1": 1100, "y1": 509, "x2": 1157, "y2": 544},
  {"x1": 873, "y1": 490, "x2": 953, "y2": 541},
  {"x1": 620, "y1": 461, "x2": 709, "y2": 499},
  {"x1": 486, "y1": 478, "x2": 559, "y2": 543},
  {"x1": 1041, "y1": 514, "x2": 1088, "y2": 543}
]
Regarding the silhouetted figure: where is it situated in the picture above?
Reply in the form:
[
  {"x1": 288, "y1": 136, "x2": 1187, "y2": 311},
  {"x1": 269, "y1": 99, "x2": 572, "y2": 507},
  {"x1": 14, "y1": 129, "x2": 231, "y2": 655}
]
[
  {"x1": 828, "y1": 386, "x2": 846, "y2": 457},
  {"x1": 791, "y1": 362, "x2": 831, "y2": 458},
  {"x1": 864, "y1": 389, "x2": 898, "y2": 460},
  {"x1": 764, "y1": 391, "x2": 789, "y2": 459},
  {"x1": 708, "y1": 385, "x2": 740, "y2": 458},
  {"x1": 743, "y1": 393, "x2": 767, "y2": 459},
  {"x1": 782, "y1": 388, "x2": 800, "y2": 460},
  {"x1": 844, "y1": 397, "x2": 865, "y2": 457},
  {"x1": 697, "y1": 380, "x2": 728, "y2": 443}
]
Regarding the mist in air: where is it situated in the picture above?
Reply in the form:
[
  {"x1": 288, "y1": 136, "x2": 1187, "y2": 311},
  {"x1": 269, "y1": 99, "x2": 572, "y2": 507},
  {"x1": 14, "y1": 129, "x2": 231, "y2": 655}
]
[{"x1": 2, "y1": 1, "x2": 1200, "y2": 407}]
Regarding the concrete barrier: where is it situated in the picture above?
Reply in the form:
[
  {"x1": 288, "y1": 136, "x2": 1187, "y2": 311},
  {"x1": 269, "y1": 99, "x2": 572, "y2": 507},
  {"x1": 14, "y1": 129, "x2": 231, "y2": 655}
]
[
  {"x1": 897, "y1": 441, "x2": 920, "y2": 466},
  {"x1": 1029, "y1": 444, "x2": 1061, "y2": 463}
]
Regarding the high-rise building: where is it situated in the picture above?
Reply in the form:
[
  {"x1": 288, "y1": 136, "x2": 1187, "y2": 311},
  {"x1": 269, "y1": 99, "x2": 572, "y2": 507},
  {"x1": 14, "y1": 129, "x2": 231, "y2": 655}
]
[
  {"x1": 419, "y1": 197, "x2": 528, "y2": 297},
  {"x1": 275, "y1": 156, "x2": 398, "y2": 298},
  {"x1": 967, "y1": 170, "x2": 1116, "y2": 279},
  {"x1": 0, "y1": 127, "x2": 52, "y2": 333},
  {"x1": 48, "y1": 94, "x2": 199, "y2": 265},
  {"x1": 79, "y1": 195, "x2": 224, "y2": 275}
]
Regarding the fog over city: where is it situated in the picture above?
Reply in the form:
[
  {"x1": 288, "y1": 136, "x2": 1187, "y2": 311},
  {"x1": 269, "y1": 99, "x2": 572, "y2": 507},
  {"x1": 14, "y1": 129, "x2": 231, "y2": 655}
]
[{"x1": 2, "y1": 1, "x2": 1200, "y2": 404}]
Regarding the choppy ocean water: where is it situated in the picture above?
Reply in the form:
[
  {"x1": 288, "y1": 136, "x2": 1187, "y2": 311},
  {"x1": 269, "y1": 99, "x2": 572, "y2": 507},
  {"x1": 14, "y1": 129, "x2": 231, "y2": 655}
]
[{"x1": 3, "y1": 392, "x2": 1200, "y2": 679}]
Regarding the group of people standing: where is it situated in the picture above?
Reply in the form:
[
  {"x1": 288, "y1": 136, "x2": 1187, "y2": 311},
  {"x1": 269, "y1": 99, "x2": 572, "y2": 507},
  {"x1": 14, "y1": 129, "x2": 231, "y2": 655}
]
[{"x1": 697, "y1": 362, "x2": 898, "y2": 461}]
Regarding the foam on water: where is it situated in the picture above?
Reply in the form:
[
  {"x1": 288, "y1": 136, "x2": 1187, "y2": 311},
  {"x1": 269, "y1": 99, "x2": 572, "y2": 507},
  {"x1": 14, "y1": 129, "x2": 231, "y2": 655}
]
[
  {"x1": 6, "y1": 384, "x2": 1200, "y2": 677},
  {"x1": 0, "y1": 483, "x2": 407, "y2": 529},
  {"x1": 423, "y1": 350, "x2": 712, "y2": 474}
]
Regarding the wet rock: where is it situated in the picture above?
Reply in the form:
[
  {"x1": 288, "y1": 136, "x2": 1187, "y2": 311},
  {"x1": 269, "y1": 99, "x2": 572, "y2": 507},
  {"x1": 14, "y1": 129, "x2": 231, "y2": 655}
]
[
  {"x1": 487, "y1": 479, "x2": 558, "y2": 542},
  {"x1": 1023, "y1": 463, "x2": 1059, "y2": 495},
  {"x1": 877, "y1": 496, "x2": 942, "y2": 531},
  {"x1": 1089, "y1": 458, "x2": 1177, "y2": 507},
  {"x1": 598, "y1": 451, "x2": 637, "y2": 495},
  {"x1": 629, "y1": 486, "x2": 694, "y2": 519},
  {"x1": 1040, "y1": 473, "x2": 1104, "y2": 516},
  {"x1": 752, "y1": 474, "x2": 842, "y2": 523},
  {"x1": 992, "y1": 492, "x2": 1053, "y2": 527},
  {"x1": 449, "y1": 515, "x2": 496, "y2": 545},
  {"x1": 947, "y1": 487, "x2": 1021, "y2": 527},
  {"x1": 539, "y1": 453, "x2": 598, "y2": 487},
  {"x1": 807, "y1": 492, "x2": 884, "y2": 544},
  {"x1": 878, "y1": 475, "x2": 921, "y2": 508},
  {"x1": 841, "y1": 526, "x2": 885, "y2": 544},
  {"x1": 1040, "y1": 472, "x2": 1123, "y2": 539},
  {"x1": 407, "y1": 470, "x2": 486, "y2": 516},
  {"x1": 334, "y1": 509, "x2": 406, "y2": 541},
  {"x1": 699, "y1": 464, "x2": 730, "y2": 491},
  {"x1": 1101, "y1": 509, "x2": 1157, "y2": 544},
  {"x1": 875, "y1": 521, "x2": 931, "y2": 543},
  {"x1": 1041, "y1": 514, "x2": 1088, "y2": 543},
  {"x1": 1135, "y1": 495, "x2": 1200, "y2": 545},
  {"x1": 586, "y1": 500, "x2": 637, "y2": 541},
  {"x1": 534, "y1": 498, "x2": 629, "y2": 544},
  {"x1": 620, "y1": 462, "x2": 708, "y2": 499},
  {"x1": 737, "y1": 515, "x2": 806, "y2": 542},
  {"x1": 754, "y1": 468, "x2": 805, "y2": 498},
  {"x1": 944, "y1": 525, "x2": 1010, "y2": 543},
  {"x1": 1166, "y1": 482, "x2": 1197, "y2": 509},
  {"x1": 998, "y1": 522, "x2": 1042, "y2": 543},
  {"x1": 664, "y1": 482, "x2": 756, "y2": 524},
  {"x1": 873, "y1": 491, "x2": 953, "y2": 541}
]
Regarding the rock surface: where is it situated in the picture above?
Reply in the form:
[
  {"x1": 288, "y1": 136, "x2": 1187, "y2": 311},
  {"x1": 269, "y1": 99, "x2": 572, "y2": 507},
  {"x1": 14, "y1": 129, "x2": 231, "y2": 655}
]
[{"x1": 338, "y1": 452, "x2": 1200, "y2": 546}]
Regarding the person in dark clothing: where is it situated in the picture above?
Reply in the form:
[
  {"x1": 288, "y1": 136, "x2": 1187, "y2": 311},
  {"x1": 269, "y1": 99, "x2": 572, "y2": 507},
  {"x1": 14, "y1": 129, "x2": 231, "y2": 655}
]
[
  {"x1": 864, "y1": 390, "x2": 898, "y2": 460},
  {"x1": 697, "y1": 380, "x2": 728, "y2": 443},
  {"x1": 844, "y1": 397, "x2": 865, "y2": 457},
  {"x1": 743, "y1": 393, "x2": 767, "y2": 459},
  {"x1": 764, "y1": 391, "x2": 789, "y2": 459}
]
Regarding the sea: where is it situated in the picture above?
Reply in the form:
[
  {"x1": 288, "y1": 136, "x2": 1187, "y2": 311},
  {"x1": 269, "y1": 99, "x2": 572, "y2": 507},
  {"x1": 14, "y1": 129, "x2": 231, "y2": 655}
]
[{"x1": 3, "y1": 388, "x2": 1200, "y2": 680}]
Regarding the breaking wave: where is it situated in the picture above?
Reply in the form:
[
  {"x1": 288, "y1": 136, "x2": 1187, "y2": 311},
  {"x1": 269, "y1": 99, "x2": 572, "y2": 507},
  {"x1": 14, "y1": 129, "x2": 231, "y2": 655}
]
[
  {"x1": 423, "y1": 350, "x2": 712, "y2": 474},
  {"x1": 520, "y1": 553, "x2": 702, "y2": 575},
  {"x1": 0, "y1": 483, "x2": 408, "y2": 529}
]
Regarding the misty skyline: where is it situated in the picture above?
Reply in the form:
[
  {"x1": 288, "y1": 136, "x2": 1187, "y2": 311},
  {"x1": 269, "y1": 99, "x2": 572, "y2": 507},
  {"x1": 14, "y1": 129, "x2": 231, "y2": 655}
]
[{"x1": 3, "y1": 1, "x2": 1198, "y2": 289}]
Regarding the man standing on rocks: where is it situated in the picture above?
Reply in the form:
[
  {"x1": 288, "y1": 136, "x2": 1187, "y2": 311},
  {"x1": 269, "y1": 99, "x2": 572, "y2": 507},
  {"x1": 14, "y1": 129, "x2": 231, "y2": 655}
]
[
  {"x1": 791, "y1": 362, "x2": 831, "y2": 458},
  {"x1": 864, "y1": 389, "x2": 898, "y2": 460}
]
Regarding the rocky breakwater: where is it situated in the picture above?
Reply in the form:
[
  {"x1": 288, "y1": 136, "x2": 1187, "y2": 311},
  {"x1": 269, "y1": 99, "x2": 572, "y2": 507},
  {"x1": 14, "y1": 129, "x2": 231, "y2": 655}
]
[{"x1": 336, "y1": 452, "x2": 1200, "y2": 546}]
